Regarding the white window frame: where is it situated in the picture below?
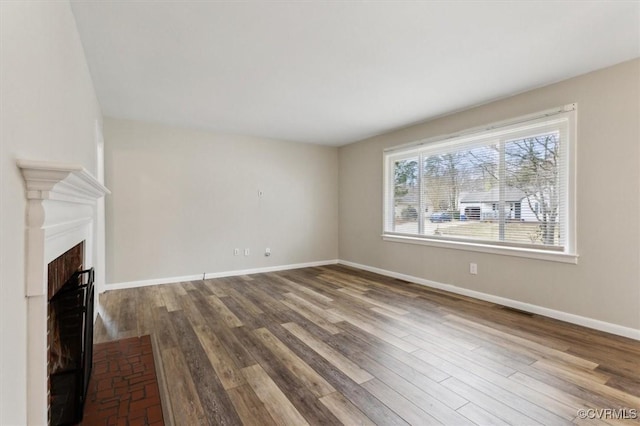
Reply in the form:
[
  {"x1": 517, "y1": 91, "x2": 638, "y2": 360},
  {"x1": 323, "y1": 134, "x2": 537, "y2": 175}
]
[{"x1": 382, "y1": 105, "x2": 578, "y2": 264}]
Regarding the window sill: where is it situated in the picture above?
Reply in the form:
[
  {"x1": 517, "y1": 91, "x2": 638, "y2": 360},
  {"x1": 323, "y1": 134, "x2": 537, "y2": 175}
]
[{"x1": 381, "y1": 234, "x2": 579, "y2": 264}]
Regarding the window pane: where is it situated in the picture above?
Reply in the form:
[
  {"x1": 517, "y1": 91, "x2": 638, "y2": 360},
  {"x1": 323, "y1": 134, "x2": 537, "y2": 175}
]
[
  {"x1": 392, "y1": 158, "x2": 419, "y2": 234},
  {"x1": 423, "y1": 145, "x2": 499, "y2": 240},
  {"x1": 504, "y1": 132, "x2": 562, "y2": 247}
]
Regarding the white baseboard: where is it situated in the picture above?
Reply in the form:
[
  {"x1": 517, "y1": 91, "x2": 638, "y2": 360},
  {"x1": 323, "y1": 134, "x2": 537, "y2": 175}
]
[
  {"x1": 203, "y1": 259, "x2": 339, "y2": 279},
  {"x1": 104, "y1": 259, "x2": 339, "y2": 291},
  {"x1": 338, "y1": 260, "x2": 640, "y2": 341}
]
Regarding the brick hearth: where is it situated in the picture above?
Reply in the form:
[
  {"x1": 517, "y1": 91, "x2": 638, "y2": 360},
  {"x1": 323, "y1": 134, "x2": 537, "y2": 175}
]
[{"x1": 81, "y1": 336, "x2": 164, "y2": 426}]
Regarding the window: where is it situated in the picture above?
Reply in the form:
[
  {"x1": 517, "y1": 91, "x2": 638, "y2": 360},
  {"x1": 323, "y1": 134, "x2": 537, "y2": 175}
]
[{"x1": 383, "y1": 105, "x2": 577, "y2": 263}]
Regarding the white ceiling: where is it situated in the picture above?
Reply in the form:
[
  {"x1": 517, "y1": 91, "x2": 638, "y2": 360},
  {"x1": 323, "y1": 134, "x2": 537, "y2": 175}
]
[{"x1": 70, "y1": 1, "x2": 640, "y2": 146}]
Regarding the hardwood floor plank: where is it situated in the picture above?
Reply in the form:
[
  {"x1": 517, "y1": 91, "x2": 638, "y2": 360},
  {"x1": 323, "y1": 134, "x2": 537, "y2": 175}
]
[
  {"x1": 509, "y1": 372, "x2": 602, "y2": 414},
  {"x1": 329, "y1": 323, "x2": 450, "y2": 382},
  {"x1": 153, "y1": 306, "x2": 179, "y2": 350},
  {"x1": 282, "y1": 291, "x2": 342, "y2": 323},
  {"x1": 320, "y1": 268, "x2": 420, "y2": 299},
  {"x1": 328, "y1": 308, "x2": 418, "y2": 352},
  {"x1": 252, "y1": 327, "x2": 336, "y2": 397},
  {"x1": 456, "y1": 402, "x2": 511, "y2": 426},
  {"x1": 170, "y1": 310, "x2": 243, "y2": 425},
  {"x1": 266, "y1": 323, "x2": 412, "y2": 426},
  {"x1": 334, "y1": 330, "x2": 452, "y2": 390},
  {"x1": 532, "y1": 359, "x2": 640, "y2": 408},
  {"x1": 161, "y1": 347, "x2": 208, "y2": 425},
  {"x1": 604, "y1": 374, "x2": 640, "y2": 398},
  {"x1": 241, "y1": 364, "x2": 309, "y2": 426},
  {"x1": 533, "y1": 358, "x2": 612, "y2": 385},
  {"x1": 191, "y1": 296, "x2": 257, "y2": 368},
  {"x1": 203, "y1": 278, "x2": 229, "y2": 297},
  {"x1": 335, "y1": 305, "x2": 412, "y2": 338},
  {"x1": 233, "y1": 326, "x2": 341, "y2": 425},
  {"x1": 181, "y1": 280, "x2": 198, "y2": 292},
  {"x1": 326, "y1": 331, "x2": 466, "y2": 412},
  {"x1": 347, "y1": 349, "x2": 474, "y2": 425},
  {"x1": 319, "y1": 392, "x2": 376, "y2": 426},
  {"x1": 147, "y1": 284, "x2": 167, "y2": 307},
  {"x1": 516, "y1": 363, "x2": 637, "y2": 414},
  {"x1": 172, "y1": 282, "x2": 188, "y2": 296},
  {"x1": 453, "y1": 368, "x2": 572, "y2": 425},
  {"x1": 337, "y1": 287, "x2": 409, "y2": 315},
  {"x1": 361, "y1": 378, "x2": 439, "y2": 425},
  {"x1": 404, "y1": 334, "x2": 516, "y2": 377},
  {"x1": 470, "y1": 344, "x2": 537, "y2": 371},
  {"x1": 413, "y1": 348, "x2": 572, "y2": 424},
  {"x1": 218, "y1": 294, "x2": 266, "y2": 330},
  {"x1": 280, "y1": 299, "x2": 342, "y2": 334},
  {"x1": 191, "y1": 322, "x2": 246, "y2": 390},
  {"x1": 445, "y1": 314, "x2": 599, "y2": 369},
  {"x1": 441, "y1": 377, "x2": 543, "y2": 426},
  {"x1": 160, "y1": 284, "x2": 181, "y2": 312},
  {"x1": 318, "y1": 273, "x2": 371, "y2": 292},
  {"x1": 207, "y1": 294, "x2": 244, "y2": 328},
  {"x1": 232, "y1": 284, "x2": 337, "y2": 340},
  {"x1": 371, "y1": 306, "x2": 480, "y2": 352},
  {"x1": 226, "y1": 384, "x2": 277, "y2": 426},
  {"x1": 282, "y1": 322, "x2": 374, "y2": 384},
  {"x1": 117, "y1": 289, "x2": 137, "y2": 333},
  {"x1": 269, "y1": 273, "x2": 334, "y2": 304},
  {"x1": 136, "y1": 287, "x2": 154, "y2": 336},
  {"x1": 225, "y1": 287, "x2": 264, "y2": 316}
]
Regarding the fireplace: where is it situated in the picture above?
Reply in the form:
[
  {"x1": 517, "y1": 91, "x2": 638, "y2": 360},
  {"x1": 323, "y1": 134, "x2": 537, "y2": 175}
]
[
  {"x1": 47, "y1": 242, "x2": 95, "y2": 425},
  {"x1": 18, "y1": 160, "x2": 109, "y2": 425}
]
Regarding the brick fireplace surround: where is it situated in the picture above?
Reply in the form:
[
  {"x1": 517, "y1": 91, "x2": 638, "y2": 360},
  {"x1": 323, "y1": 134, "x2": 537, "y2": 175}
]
[{"x1": 18, "y1": 160, "x2": 109, "y2": 425}]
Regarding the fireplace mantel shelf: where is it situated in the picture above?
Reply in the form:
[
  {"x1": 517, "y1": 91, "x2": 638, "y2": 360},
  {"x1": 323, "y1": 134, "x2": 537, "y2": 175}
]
[{"x1": 18, "y1": 159, "x2": 110, "y2": 203}]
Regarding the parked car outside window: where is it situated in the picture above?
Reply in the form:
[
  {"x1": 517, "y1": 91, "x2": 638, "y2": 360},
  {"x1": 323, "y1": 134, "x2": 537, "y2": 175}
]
[{"x1": 430, "y1": 212, "x2": 452, "y2": 223}]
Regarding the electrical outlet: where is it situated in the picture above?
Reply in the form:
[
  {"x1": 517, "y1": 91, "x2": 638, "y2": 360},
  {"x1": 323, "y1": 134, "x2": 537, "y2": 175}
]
[
  {"x1": 234, "y1": 248, "x2": 240, "y2": 256},
  {"x1": 265, "y1": 247, "x2": 271, "y2": 257},
  {"x1": 470, "y1": 263, "x2": 478, "y2": 275},
  {"x1": 244, "y1": 248, "x2": 250, "y2": 256}
]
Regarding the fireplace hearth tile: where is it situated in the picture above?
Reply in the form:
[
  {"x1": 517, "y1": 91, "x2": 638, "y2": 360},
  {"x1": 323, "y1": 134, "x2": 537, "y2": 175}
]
[{"x1": 80, "y1": 335, "x2": 163, "y2": 426}]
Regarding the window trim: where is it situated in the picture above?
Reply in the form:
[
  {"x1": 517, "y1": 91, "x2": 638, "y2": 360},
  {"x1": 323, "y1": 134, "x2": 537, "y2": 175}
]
[{"x1": 382, "y1": 104, "x2": 578, "y2": 263}]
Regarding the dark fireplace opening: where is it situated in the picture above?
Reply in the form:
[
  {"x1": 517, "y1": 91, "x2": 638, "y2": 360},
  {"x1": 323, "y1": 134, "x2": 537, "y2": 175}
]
[{"x1": 47, "y1": 242, "x2": 94, "y2": 426}]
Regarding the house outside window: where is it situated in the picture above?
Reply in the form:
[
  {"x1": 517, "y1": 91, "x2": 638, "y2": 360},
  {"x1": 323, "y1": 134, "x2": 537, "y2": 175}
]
[{"x1": 383, "y1": 105, "x2": 577, "y2": 263}]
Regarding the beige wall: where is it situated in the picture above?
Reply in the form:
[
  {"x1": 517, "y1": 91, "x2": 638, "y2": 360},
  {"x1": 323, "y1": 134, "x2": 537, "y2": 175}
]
[
  {"x1": 103, "y1": 118, "x2": 339, "y2": 284},
  {"x1": 339, "y1": 59, "x2": 640, "y2": 331},
  {"x1": 0, "y1": 2, "x2": 102, "y2": 423}
]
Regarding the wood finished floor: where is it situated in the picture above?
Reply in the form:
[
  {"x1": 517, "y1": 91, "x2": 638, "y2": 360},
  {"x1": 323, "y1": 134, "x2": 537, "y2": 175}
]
[{"x1": 94, "y1": 265, "x2": 640, "y2": 425}]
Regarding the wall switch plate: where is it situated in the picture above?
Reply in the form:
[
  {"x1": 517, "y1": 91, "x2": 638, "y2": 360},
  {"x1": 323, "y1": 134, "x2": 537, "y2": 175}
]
[
  {"x1": 470, "y1": 263, "x2": 478, "y2": 275},
  {"x1": 244, "y1": 248, "x2": 250, "y2": 256},
  {"x1": 234, "y1": 248, "x2": 240, "y2": 256}
]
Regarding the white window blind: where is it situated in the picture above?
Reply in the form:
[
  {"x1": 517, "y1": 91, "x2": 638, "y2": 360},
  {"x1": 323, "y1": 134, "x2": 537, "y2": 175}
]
[{"x1": 384, "y1": 106, "x2": 576, "y2": 255}]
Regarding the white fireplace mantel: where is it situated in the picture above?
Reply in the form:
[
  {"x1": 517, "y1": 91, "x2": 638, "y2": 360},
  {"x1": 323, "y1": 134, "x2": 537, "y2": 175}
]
[
  {"x1": 19, "y1": 159, "x2": 110, "y2": 204},
  {"x1": 18, "y1": 159, "x2": 109, "y2": 425}
]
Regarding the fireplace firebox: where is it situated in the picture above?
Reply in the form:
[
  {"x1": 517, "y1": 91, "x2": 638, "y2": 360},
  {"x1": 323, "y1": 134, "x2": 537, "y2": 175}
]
[{"x1": 47, "y1": 240, "x2": 95, "y2": 425}]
